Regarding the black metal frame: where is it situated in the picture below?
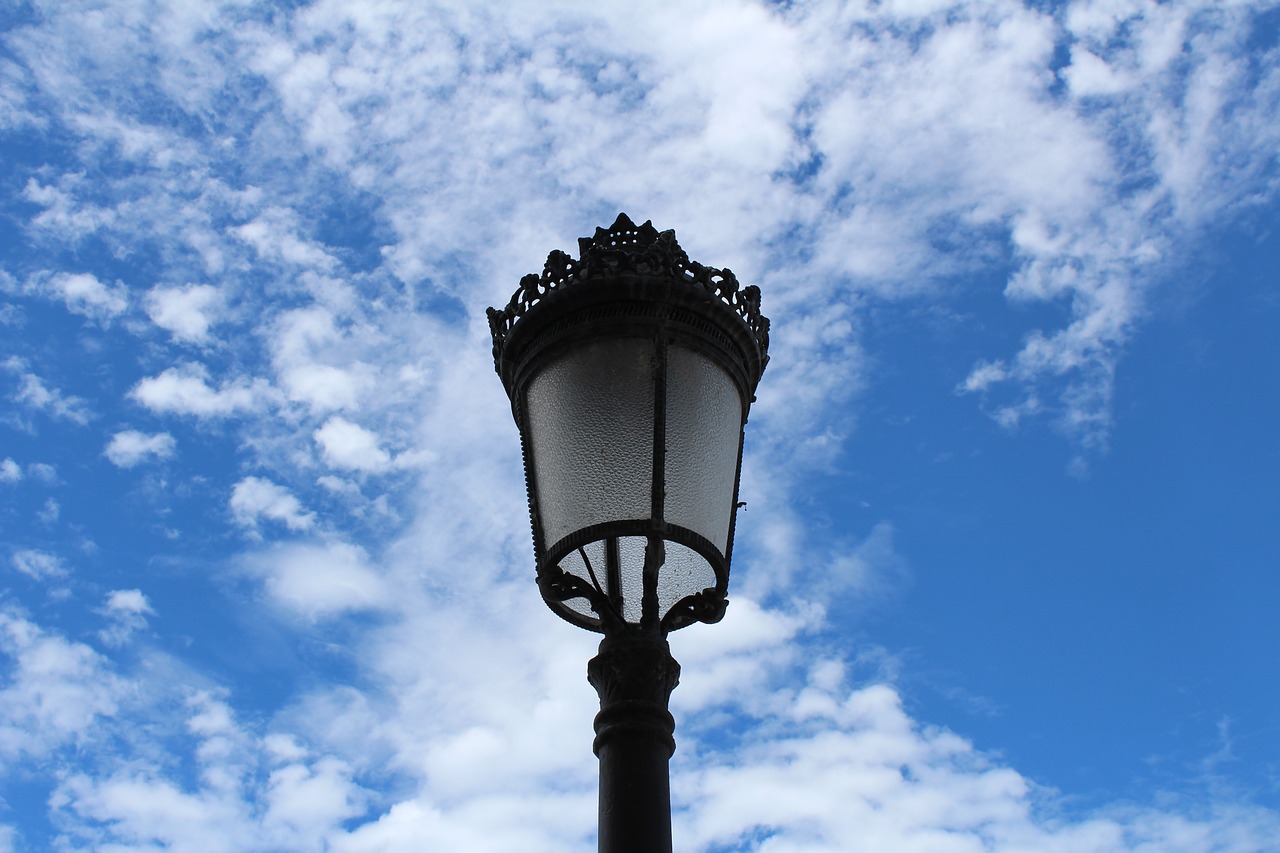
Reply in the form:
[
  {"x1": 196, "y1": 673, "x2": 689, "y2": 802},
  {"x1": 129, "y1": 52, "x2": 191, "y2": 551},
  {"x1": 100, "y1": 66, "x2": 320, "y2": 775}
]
[{"x1": 489, "y1": 215, "x2": 769, "y2": 636}]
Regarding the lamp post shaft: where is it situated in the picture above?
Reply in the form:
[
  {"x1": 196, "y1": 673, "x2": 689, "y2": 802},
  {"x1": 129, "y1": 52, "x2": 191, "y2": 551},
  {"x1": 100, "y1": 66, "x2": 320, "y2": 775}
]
[{"x1": 588, "y1": 630, "x2": 681, "y2": 853}]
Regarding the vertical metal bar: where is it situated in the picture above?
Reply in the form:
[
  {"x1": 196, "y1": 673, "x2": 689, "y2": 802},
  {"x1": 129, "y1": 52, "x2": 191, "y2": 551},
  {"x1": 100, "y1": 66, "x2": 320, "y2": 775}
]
[
  {"x1": 644, "y1": 334, "x2": 668, "y2": 628},
  {"x1": 606, "y1": 536, "x2": 622, "y2": 613},
  {"x1": 723, "y1": 423, "x2": 747, "y2": 569}
]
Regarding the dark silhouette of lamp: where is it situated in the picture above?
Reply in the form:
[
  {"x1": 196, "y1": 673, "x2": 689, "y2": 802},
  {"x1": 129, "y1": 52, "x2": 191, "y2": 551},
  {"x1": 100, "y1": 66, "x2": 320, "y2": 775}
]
[{"x1": 488, "y1": 214, "x2": 769, "y2": 852}]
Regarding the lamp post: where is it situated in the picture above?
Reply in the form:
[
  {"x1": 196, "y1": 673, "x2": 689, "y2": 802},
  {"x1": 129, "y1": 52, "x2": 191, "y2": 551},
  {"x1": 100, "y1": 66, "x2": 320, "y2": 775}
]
[{"x1": 488, "y1": 214, "x2": 770, "y2": 852}]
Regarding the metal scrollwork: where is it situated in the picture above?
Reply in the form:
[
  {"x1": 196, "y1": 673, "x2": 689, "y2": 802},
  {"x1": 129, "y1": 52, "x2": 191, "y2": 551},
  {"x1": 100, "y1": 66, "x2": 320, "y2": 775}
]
[
  {"x1": 538, "y1": 564, "x2": 606, "y2": 611},
  {"x1": 489, "y1": 213, "x2": 770, "y2": 371},
  {"x1": 660, "y1": 587, "x2": 728, "y2": 633}
]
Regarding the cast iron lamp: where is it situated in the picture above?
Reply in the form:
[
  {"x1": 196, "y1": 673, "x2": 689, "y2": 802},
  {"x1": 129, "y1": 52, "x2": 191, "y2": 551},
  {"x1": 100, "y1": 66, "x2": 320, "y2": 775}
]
[{"x1": 488, "y1": 214, "x2": 769, "y2": 852}]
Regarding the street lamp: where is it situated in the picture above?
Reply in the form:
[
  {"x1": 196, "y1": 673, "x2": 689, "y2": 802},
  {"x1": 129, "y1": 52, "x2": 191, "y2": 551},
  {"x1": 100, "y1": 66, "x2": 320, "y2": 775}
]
[{"x1": 488, "y1": 214, "x2": 770, "y2": 852}]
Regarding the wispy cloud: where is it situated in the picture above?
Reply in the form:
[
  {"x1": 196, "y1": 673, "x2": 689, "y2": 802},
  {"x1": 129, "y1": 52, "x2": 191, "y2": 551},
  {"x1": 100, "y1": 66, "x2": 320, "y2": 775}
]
[
  {"x1": 240, "y1": 541, "x2": 389, "y2": 619},
  {"x1": 9, "y1": 549, "x2": 68, "y2": 581},
  {"x1": 0, "y1": 609, "x2": 122, "y2": 760},
  {"x1": 33, "y1": 271, "x2": 129, "y2": 323},
  {"x1": 4, "y1": 357, "x2": 93, "y2": 425},
  {"x1": 131, "y1": 365, "x2": 264, "y2": 418},
  {"x1": 229, "y1": 477, "x2": 315, "y2": 533},
  {"x1": 105, "y1": 430, "x2": 177, "y2": 468},
  {"x1": 97, "y1": 589, "x2": 155, "y2": 647},
  {"x1": 313, "y1": 417, "x2": 392, "y2": 473},
  {"x1": 145, "y1": 283, "x2": 224, "y2": 344}
]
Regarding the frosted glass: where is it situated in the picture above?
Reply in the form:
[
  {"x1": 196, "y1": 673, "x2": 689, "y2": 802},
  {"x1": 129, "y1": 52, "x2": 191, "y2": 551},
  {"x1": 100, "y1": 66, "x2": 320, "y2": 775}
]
[
  {"x1": 558, "y1": 540, "x2": 608, "y2": 591},
  {"x1": 561, "y1": 590, "x2": 597, "y2": 620},
  {"x1": 618, "y1": 536, "x2": 648, "y2": 623},
  {"x1": 656, "y1": 541, "x2": 718, "y2": 622},
  {"x1": 557, "y1": 547, "x2": 588, "y2": 583},
  {"x1": 664, "y1": 345, "x2": 744, "y2": 553},
  {"x1": 526, "y1": 338, "x2": 655, "y2": 548},
  {"x1": 581, "y1": 539, "x2": 609, "y2": 595}
]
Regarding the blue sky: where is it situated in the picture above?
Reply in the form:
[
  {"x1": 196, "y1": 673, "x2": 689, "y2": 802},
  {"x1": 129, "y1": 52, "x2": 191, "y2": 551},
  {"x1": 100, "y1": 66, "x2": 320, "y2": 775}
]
[{"x1": 2, "y1": 0, "x2": 1279, "y2": 850}]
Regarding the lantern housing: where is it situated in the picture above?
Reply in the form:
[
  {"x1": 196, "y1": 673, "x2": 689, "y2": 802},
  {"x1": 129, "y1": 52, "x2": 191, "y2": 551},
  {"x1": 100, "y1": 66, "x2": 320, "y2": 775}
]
[{"x1": 488, "y1": 214, "x2": 769, "y2": 634}]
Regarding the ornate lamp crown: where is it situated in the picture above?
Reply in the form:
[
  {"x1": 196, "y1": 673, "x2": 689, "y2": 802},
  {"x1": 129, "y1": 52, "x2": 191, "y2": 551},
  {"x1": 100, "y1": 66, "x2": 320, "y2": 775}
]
[{"x1": 487, "y1": 213, "x2": 770, "y2": 380}]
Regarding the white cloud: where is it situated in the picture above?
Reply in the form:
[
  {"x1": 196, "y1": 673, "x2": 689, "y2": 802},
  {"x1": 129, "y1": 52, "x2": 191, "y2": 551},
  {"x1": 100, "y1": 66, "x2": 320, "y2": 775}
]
[
  {"x1": 105, "y1": 589, "x2": 153, "y2": 617},
  {"x1": 55, "y1": 773, "x2": 251, "y2": 853},
  {"x1": 232, "y1": 207, "x2": 339, "y2": 271},
  {"x1": 281, "y1": 363, "x2": 365, "y2": 411},
  {"x1": 263, "y1": 757, "x2": 368, "y2": 848},
  {"x1": 51, "y1": 690, "x2": 372, "y2": 853},
  {"x1": 5, "y1": 0, "x2": 1275, "y2": 460},
  {"x1": 0, "y1": 458, "x2": 20, "y2": 483},
  {"x1": 10, "y1": 549, "x2": 68, "y2": 580},
  {"x1": 37, "y1": 271, "x2": 128, "y2": 323},
  {"x1": 98, "y1": 589, "x2": 155, "y2": 647},
  {"x1": 270, "y1": 306, "x2": 374, "y2": 413},
  {"x1": 822, "y1": 522, "x2": 911, "y2": 601},
  {"x1": 276, "y1": 353, "x2": 369, "y2": 416},
  {"x1": 146, "y1": 283, "x2": 223, "y2": 343},
  {"x1": 313, "y1": 416, "x2": 391, "y2": 473},
  {"x1": 241, "y1": 541, "x2": 389, "y2": 619},
  {"x1": 316, "y1": 474, "x2": 359, "y2": 495},
  {"x1": 105, "y1": 429, "x2": 177, "y2": 467},
  {"x1": 14, "y1": 373, "x2": 92, "y2": 424},
  {"x1": 0, "y1": 609, "x2": 122, "y2": 760},
  {"x1": 4, "y1": 358, "x2": 92, "y2": 425},
  {"x1": 229, "y1": 477, "x2": 315, "y2": 532},
  {"x1": 27, "y1": 463, "x2": 56, "y2": 483},
  {"x1": 53, "y1": 690, "x2": 256, "y2": 852},
  {"x1": 36, "y1": 498, "x2": 59, "y2": 524},
  {"x1": 21, "y1": 176, "x2": 117, "y2": 239},
  {"x1": 670, "y1": 597, "x2": 815, "y2": 714},
  {"x1": 959, "y1": 360, "x2": 1008, "y2": 395},
  {"x1": 1065, "y1": 46, "x2": 1133, "y2": 97},
  {"x1": 678, "y1": 682, "x2": 1021, "y2": 850},
  {"x1": 672, "y1": 672, "x2": 1280, "y2": 852},
  {"x1": 131, "y1": 364, "x2": 261, "y2": 417}
]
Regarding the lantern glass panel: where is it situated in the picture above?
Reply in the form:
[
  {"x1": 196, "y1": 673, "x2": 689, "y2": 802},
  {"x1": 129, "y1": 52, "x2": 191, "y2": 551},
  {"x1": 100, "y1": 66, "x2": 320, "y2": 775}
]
[
  {"x1": 525, "y1": 337, "x2": 656, "y2": 550},
  {"x1": 664, "y1": 345, "x2": 744, "y2": 553},
  {"x1": 656, "y1": 541, "x2": 719, "y2": 619},
  {"x1": 619, "y1": 535, "x2": 647, "y2": 623},
  {"x1": 556, "y1": 540, "x2": 608, "y2": 590}
]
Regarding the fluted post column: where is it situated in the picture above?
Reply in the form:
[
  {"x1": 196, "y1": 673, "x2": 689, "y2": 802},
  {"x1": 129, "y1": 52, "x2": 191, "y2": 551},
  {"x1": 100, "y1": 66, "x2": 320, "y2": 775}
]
[{"x1": 587, "y1": 628, "x2": 681, "y2": 853}]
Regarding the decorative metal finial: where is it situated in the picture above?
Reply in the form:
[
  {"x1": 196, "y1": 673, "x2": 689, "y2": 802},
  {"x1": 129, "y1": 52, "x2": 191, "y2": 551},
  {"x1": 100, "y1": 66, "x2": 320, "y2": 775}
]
[{"x1": 487, "y1": 213, "x2": 770, "y2": 375}]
